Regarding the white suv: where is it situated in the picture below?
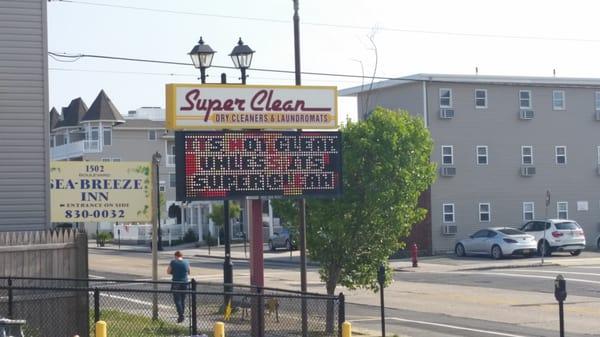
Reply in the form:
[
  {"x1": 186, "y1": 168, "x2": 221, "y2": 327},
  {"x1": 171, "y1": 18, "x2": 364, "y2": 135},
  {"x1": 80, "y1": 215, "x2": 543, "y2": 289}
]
[{"x1": 520, "y1": 219, "x2": 586, "y2": 256}]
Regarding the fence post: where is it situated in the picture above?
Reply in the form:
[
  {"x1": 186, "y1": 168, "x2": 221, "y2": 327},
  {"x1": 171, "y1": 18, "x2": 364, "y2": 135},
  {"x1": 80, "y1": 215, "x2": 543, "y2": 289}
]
[
  {"x1": 338, "y1": 293, "x2": 345, "y2": 337},
  {"x1": 94, "y1": 288, "x2": 100, "y2": 322},
  {"x1": 191, "y1": 279, "x2": 198, "y2": 335},
  {"x1": 257, "y1": 287, "x2": 264, "y2": 337},
  {"x1": 7, "y1": 277, "x2": 13, "y2": 319}
]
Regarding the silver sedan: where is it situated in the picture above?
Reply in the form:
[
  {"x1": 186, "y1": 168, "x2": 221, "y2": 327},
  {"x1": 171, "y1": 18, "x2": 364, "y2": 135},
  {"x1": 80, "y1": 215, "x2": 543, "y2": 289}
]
[{"x1": 455, "y1": 227, "x2": 537, "y2": 259}]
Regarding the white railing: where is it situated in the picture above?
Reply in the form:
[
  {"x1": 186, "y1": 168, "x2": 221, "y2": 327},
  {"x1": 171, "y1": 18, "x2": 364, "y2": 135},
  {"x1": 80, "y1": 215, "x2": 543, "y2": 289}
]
[
  {"x1": 167, "y1": 154, "x2": 176, "y2": 167},
  {"x1": 50, "y1": 141, "x2": 85, "y2": 160},
  {"x1": 50, "y1": 139, "x2": 102, "y2": 160}
]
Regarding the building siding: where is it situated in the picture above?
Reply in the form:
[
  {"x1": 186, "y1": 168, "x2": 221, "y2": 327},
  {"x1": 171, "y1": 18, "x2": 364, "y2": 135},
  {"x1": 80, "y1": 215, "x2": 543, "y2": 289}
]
[{"x1": 0, "y1": 0, "x2": 49, "y2": 230}]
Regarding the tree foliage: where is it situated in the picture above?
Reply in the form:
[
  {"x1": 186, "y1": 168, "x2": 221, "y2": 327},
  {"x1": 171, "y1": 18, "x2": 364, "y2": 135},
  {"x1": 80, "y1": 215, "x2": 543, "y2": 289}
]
[
  {"x1": 305, "y1": 107, "x2": 436, "y2": 294},
  {"x1": 209, "y1": 202, "x2": 241, "y2": 228}
]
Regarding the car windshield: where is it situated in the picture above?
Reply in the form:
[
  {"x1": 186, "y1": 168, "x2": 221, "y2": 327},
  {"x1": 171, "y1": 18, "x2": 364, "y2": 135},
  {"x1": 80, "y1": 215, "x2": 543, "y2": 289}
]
[
  {"x1": 498, "y1": 228, "x2": 525, "y2": 235},
  {"x1": 555, "y1": 222, "x2": 580, "y2": 230}
]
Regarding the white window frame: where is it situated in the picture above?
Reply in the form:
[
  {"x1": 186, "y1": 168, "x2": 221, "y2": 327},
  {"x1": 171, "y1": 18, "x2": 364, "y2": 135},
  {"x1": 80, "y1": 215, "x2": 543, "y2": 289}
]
[
  {"x1": 523, "y1": 202, "x2": 535, "y2": 221},
  {"x1": 597, "y1": 146, "x2": 600, "y2": 165},
  {"x1": 519, "y1": 90, "x2": 532, "y2": 109},
  {"x1": 159, "y1": 181, "x2": 166, "y2": 192},
  {"x1": 148, "y1": 130, "x2": 157, "y2": 141},
  {"x1": 557, "y1": 201, "x2": 568, "y2": 219},
  {"x1": 552, "y1": 90, "x2": 565, "y2": 110},
  {"x1": 476, "y1": 145, "x2": 488, "y2": 165},
  {"x1": 441, "y1": 145, "x2": 454, "y2": 165},
  {"x1": 443, "y1": 203, "x2": 455, "y2": 223},
  {"x1": 439, "y1": 88, "x2": 452, "y2": 108},
  {"x1": 595, "y1": 92, "x2": 600, "y2": 111},
  {"x1": 475, "y1": 89, "x2": 487, "y2": 109},
  {"x1": 555, "y1": 146, "x2": 567, "y2": 165},
  {"x1": 521, "y1": 146, "x2": 533, "y2": 165},
  {"x1": 103, "y1": 128, "x2": 112, "y2": 146},
  {"x1": 478, "y1": 203, "x2": 491, "y2": 222}
]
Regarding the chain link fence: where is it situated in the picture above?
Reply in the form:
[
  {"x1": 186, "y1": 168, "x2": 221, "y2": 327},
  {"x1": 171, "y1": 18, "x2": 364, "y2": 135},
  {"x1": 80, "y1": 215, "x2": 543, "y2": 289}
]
[{"x1": 0, "y1": 277, "x2": 343, "y2": 337}]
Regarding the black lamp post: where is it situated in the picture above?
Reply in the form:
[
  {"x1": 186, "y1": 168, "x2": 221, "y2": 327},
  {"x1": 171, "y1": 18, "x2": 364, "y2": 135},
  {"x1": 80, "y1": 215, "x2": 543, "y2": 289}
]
[
  {"x1": 229, "y1": 38, "x2": 255, "y2": 85},
  {"x1": 189, "y1": 37, "x2": 216, "y2": 84},
  {"x1": 152, "y1": 151, "x2": 163, "y2": 251}
]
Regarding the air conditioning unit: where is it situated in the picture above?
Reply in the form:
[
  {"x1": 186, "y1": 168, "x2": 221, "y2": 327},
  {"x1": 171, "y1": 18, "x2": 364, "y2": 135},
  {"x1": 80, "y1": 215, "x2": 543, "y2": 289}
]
[
  {"x1": 442, "y1": 224, "x2": 458, "y2": 235},
  {"x1": 519, "y1": 109, "x2": 534, "y2": 120},
  {"x1": 595, "y1": 111, "x2": 600, "y2": 121},
  {"x1": 440, "y1": 166, "x2": 456, "y2": 176},
  {"x1": 520, "y1": 166, "x2": 536, "y2": 176},
  {"x1": 439, "y1": 108, "x2": 455, "y2": 119}
]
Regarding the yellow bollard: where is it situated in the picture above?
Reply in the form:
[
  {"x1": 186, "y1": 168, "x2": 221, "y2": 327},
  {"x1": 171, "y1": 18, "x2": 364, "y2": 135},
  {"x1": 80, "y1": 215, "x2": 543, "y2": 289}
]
[
  {"x1": 95, "y1": 320, "x2": 107, "y2": 337},
  {"x1": 342, "y1": 321, "x2": 352, "y2": 337},
  {"x1": 214, "y1": 321, "x2": 225, "y2": 337}
]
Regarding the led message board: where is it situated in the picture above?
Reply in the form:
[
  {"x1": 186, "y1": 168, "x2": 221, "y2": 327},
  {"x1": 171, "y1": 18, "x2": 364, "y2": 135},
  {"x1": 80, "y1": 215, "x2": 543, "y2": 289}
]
[{"x1": 175, "y1": 131, "x2": 342, "y2": 200}]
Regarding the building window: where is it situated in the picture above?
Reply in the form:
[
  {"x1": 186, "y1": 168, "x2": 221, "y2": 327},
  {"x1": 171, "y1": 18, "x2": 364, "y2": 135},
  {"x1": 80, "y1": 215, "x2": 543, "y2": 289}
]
[
  {"x1": 103, "y1": 128, "x2": 112, "y2": 146},
  {"x1": 475, "y1": 89, "x2": 487, "y2": 108},
  {"x1": 595, "y1": 92, "x2": 600, "y2": 111},
  {"x1": 479, "y1": 203, "x2": 490, "y2": 222},
  {"x1": 476, "y1": 146, "x2": 488, "y2": 165},
  {"x1": 521, "y1": 146, "x2": 533, "y2": 165},
  {"x1": 50, "y1": 136, "x2": 55, "y2": 147},
  {"x1": 552, "y1": 90, "x2": 565, "y2": 110},
  {"x1": 597, "y1": 146, "x2": 600, "y2": 165},
  {"x1": 441, "y1": 145, "x2": 454, "y2": 165},
  {"x1": 148, "y1": 130, "x2": 157, "y2": 140},
  {"x1": 519, "y1": 90, "x2": 532, "y2": 109},
  {"x1": 443, "y1": 203, "x2": 455, "y2": 223},
  {"x1": 557, "y1": 201, "x2": 568, "y2": 219},
  {"x1": 439, "y1": 88, "x2": 452, "y2": 108},
  {"x1": 555, "y1": 146, "x2": 567, "y2": 164},
  {"x1": 159, "y1": 182, "x2": 165, "y2": 192},
  {"x1": 112, "y1": 158, "x2": 121, "y2": 162},
  {"x1": 523, "y1": 202, "x2": 535, "y2": 221},
  {"x1": 101, "y1": 158, "x2": 110, "y2": 162},
  {"x1": 169, "y1": 173, "x2": 176, "y2": 188}
]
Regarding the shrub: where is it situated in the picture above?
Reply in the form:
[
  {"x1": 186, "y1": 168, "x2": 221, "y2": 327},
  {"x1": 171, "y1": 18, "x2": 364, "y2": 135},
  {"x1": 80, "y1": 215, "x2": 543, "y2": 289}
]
[{"x1": 183, "y1": 228, "x2": 198, "y2": 243}]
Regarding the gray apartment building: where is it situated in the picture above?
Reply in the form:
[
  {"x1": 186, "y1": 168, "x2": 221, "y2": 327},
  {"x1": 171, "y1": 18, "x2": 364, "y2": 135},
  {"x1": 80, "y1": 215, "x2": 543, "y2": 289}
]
[
  {"x1": 0, "y1": 0, "x2": 50, "y2": 230},
  {"x1": 341, "y1": 74, "x2": 600, "y2": 254}
]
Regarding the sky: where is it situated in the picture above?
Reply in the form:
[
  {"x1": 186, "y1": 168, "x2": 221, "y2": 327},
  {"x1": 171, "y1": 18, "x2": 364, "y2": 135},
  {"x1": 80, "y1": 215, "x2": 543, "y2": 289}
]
[{"x1": 47, "y1": 0, "x2": 600, "y2": 123}]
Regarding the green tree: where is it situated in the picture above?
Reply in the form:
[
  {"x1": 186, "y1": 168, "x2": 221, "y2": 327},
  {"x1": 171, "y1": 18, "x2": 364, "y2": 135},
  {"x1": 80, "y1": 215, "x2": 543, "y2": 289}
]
[
  {"x1": 209, "y1": 201, "x2": 241, "y2": 230},
  {"x1": 306, "y1": 107, "x2": 436, "y2": 297}
]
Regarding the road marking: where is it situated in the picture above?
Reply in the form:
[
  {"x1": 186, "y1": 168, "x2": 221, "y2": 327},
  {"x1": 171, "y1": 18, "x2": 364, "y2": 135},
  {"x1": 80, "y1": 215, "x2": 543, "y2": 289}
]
[
  {"x1": 468, "y1": 271, "x2": 600, "y2": 285},
  {"x1": 352, "y1": 317, "x2": 529, "y2": 337},
  {"x1": 510, "y1": 269, "x2": 600, "y2": 277},
  {"x1": 99, "y1": 293, "x2": 172, "y2": 310},
  {"x1": 89, "y1": 275, "x2": 106, "y2": 279}
]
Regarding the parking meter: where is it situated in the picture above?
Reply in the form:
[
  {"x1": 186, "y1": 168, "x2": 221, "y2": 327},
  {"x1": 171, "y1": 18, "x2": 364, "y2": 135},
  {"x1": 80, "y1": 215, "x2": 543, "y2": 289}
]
[
  {"x1": 554, "y1": 274, "x2": 567, "y2": 302},
  {"x1": 377, "y1": 264, "x2": 386, "y2": 286}
]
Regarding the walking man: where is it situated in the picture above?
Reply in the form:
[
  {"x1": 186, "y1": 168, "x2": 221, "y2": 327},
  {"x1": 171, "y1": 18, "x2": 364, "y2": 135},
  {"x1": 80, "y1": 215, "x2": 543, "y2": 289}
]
[{"x1": 167, "y1": 250, "x2": 190, "y2": 323}]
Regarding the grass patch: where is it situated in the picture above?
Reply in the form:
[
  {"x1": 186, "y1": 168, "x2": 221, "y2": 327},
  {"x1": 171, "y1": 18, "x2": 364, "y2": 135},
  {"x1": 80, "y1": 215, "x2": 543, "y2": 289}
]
[{"x1": 94, "y1": 309, "x2": 189, "y2": 337}]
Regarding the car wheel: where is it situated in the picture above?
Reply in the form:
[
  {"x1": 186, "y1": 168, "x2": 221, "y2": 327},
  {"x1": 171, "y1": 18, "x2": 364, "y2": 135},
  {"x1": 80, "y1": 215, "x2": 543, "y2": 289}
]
[
  {"x1": 491, "y1": 245, "x2": 503, "y2": 260},
  {"x1": 523, "y1": 252, "x2": 534, "y2": 258},
  {"x1": 268, "y1": 240, "x2": 276, "y2": 251},
  {"x1": 455, "y1": 243, "x2": 466, "y2": 257},
  {"x1": 285, "y1": 240, "x2": 292, "y2": 251},
  {"x1": 570, "y1": 250, "x2": 582, "y2": 256}
]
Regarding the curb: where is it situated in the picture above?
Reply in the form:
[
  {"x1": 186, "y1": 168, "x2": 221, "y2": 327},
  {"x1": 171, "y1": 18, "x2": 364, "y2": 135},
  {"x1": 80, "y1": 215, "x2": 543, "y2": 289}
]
[
  {"x1": 192, "y1": 254, "x2": 320, "y2": 267},
  {"x1": 456, "y1": 262, "x2": 561, "y2": 271}
]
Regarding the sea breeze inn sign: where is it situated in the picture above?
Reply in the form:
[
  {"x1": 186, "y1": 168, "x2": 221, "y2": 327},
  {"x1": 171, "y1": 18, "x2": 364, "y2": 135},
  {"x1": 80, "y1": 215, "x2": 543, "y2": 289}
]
[
  {"x1": 50, "y1": 161, "x2": 153, "y2": 222},
  {"x1": 165, "y1": 84, "x2": 338, "y2": 129}
]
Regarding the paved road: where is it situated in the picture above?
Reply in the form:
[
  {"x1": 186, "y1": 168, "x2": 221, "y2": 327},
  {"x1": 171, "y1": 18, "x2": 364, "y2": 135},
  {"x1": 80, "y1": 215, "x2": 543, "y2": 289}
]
[{"x1": 89, "y1": 250, "x2": 600, "y2": 337}]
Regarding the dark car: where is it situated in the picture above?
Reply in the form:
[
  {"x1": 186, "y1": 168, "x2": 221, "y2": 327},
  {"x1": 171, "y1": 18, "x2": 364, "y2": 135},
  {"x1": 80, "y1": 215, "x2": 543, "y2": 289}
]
[{"x1": 268, "y1": 228, "x2": 297, "y2": 251}]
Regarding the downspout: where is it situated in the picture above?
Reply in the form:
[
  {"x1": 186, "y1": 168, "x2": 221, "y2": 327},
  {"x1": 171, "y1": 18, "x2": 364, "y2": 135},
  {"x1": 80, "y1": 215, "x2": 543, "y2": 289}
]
[{"x1": 422, "y1": 80, "x2": 428, "y2": 128}]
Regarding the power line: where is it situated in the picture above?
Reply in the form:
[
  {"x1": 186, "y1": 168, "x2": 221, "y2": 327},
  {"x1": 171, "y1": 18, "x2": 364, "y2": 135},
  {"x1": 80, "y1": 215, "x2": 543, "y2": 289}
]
[
  {"x1": 48, "y1": 51, "x2": 401, "y2": 80},
  {"x1": 50, "y1": 0, "x2": 600, "y2": 44}
]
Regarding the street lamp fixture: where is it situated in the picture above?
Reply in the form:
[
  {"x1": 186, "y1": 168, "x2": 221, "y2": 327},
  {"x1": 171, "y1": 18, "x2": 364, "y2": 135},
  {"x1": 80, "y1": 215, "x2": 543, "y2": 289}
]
[
  {"x1": 152, "y1": 151, "x2": 163, "y2": 251},
  {"x1": 189, "y1": 37, "x2": 216, "y2": 84},
  {"x1": 229, "y1": 38, "x2": 255, "y2": 84}
]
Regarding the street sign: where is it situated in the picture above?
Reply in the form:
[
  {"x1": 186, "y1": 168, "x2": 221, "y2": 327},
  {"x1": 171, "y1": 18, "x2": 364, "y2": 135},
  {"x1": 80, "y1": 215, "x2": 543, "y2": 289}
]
[
  {"x1": 165, "y1": 84, "x2": 338, "y2": 130},
  {"x1": 175, "y1": 130, "x2": 343, "y2": 200}
]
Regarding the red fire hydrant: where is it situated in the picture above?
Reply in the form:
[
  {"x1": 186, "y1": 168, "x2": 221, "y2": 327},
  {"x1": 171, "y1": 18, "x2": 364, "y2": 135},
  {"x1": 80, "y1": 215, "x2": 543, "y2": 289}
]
[{"x1": 411, "y1": 243, "x2": 418, "y2": 267}]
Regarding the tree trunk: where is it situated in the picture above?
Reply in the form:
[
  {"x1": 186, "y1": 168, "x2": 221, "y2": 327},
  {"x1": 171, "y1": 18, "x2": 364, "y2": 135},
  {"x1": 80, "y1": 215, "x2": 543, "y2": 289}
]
[{"x1": 325, "y1": 277, "x2": 337, "y2": 333}]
